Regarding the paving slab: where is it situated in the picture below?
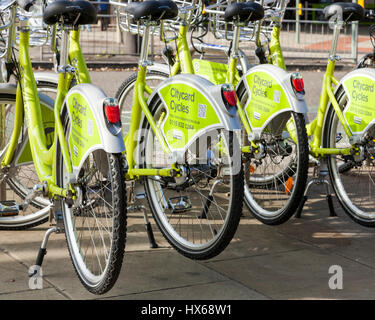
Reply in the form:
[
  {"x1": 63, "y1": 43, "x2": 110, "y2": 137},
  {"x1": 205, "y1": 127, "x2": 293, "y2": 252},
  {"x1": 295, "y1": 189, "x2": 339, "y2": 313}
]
[
  {"x1": 32, "y1": 244, "x2": 235, "y2": 300},
  {"x1": 271, "y1": 277, "x2": 375, "y2": 300},
  {"x1": 0, "y1": 287, "x2": 67, "y2": 300},
  {"x1": 0, "y1": 249, "x2": 52, "y2": 294},
  {"x1": 205, "y1": 219, "x2": 312, "y2": 262},
  {"x1": 204, "y1": 247, "x2": 375, "y2": 299},
  {"x1": 101, "y1": 281, "x2": 268, "y2": 300}
]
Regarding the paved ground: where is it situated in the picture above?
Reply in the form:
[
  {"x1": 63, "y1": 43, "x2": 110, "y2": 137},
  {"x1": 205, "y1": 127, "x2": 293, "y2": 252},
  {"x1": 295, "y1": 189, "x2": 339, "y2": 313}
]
[
  {"x1": 2, "y1": 183, "x2": 375, "y2": 300},
  {"x1": 2, "y1": 70, "x2": 375, "y2": 301}
]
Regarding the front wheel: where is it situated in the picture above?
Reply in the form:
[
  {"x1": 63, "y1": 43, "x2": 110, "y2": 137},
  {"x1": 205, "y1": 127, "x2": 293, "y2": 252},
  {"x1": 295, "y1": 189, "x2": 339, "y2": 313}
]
[
  {"x1": 324, "y1": 87, "x2": 375, "y2": 227},
  {"x1": 56, "y1": 111, "x2": 127, "y2": 294}
]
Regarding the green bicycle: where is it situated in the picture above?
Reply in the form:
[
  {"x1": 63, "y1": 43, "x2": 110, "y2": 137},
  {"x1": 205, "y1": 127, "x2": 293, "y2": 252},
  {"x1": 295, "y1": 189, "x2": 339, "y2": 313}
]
[
  {"x1": 112, "y1": 0, "x2": 244, "y2": 260},
  {"x1": 114, "y1": 0, "x2": 309, "y2": 225},
  {"x1": 209, "y1": 1, "x2": 375, "y2": 227},
  {"x1": 0, "y1": 0, "x2": 127, "y2": 294}
]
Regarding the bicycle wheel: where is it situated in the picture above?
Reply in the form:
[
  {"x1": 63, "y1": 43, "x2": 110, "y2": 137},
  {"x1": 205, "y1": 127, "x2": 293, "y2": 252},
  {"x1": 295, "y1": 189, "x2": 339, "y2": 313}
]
[
  {"x1": 141, "y1": 95, "x2": 244, "y2": 260},
  {"x1": 0, "y1": 84, "x2": 56, "y2": 230},
  {"x1": 115, "y1": 70, "x2": 168, "y2": 134},
  {"x1": 237, "y1": 84, "x2": 309, "y2": 225},
  {"x1": 56, "y1": 109, "x2": 127, "y2": 294},
  {"x1": 324, "y1": 87, "x2": 375, "y2": 226}
]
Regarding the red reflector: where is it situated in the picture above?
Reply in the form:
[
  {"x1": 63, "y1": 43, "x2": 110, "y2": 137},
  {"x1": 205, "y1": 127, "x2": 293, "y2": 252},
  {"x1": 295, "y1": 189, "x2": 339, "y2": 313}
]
[
  {"x1": 223, "y1": 90, "x2": 237, "y2": 106},
  {"x1": 292, "y1": 77, "x2": 304, "y2": 92},
  {"x1": 104, "y1": 105, "x2": 120, "y2": 123}
]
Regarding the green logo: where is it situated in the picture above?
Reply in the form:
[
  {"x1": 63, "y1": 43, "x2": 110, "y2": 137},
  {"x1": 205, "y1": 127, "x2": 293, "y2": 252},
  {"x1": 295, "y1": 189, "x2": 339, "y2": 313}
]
[
  {"x1": 244, "y1": 71, "x2": 291, "y2": 130},
  {"x1": 159, "y1": 82, "x2": 221, "y2": 150},
  {"x1": 67, "y1": 93, "x2": 101, "y2": 168},
  {"x1": 343, "y1": 76, "x2": 375, "y2": 134}
]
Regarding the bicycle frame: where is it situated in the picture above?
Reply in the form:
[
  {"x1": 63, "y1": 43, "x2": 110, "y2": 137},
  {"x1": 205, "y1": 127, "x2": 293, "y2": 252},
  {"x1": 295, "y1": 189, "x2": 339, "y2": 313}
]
[
  {"x1": 266, "y1": 18, "x2": 286, "y2": 69},
  {"x1": 268, "y1": 22, "x2": 357, "y2": 157},
  {"x1": 161, "y1": 21, "x2": 254, "y2": 140},
  {"x1": 125, "y1": 22, "x2": 181, "y2": 179},
  {"x1": 1, "y1": 20, "x2": 91, "y2": 198},
  {"x1": 124, "y1": 19, "x2": 243, "y2": 179},
  {"x1": 161, "y1": 11, "x2": 305, "y2": 150},
  {"x1": 171, "y1": 5, "x2": 358, "y2": 159}
]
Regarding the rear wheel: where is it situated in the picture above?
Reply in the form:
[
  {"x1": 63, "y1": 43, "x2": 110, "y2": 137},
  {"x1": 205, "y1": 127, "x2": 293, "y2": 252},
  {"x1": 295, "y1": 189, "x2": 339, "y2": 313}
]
[
  {"x1": 324, "y1": 87, "x2": 375, "y2": 226},
  {"x1": 238, "y1": 84, "x2": 309, "y2": 225},
  {"x1": 141, "y1": 96, "x2": 244, "y2": 260},
  {"x1": 57, "y1": 110, "x2": 127, "y2": 294}
]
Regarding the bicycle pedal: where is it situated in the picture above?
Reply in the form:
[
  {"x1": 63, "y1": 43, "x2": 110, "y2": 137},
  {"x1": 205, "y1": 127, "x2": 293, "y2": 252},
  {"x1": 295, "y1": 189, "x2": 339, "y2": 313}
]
[
  {"x1": 168, "y1": 196, "x2": 192, "y2": 214},
  {"x1": 135, "y1": 192, "x2": 146, "y2": 200},
  {"x1": 0, "y1": 200, "x2": 19, "y2": 217}
]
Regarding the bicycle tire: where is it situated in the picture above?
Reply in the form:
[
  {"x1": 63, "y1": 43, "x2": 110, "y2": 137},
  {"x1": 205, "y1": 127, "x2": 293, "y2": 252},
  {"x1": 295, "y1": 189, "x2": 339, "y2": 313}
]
[
  {"x1": 237, "y1": 83, "x2": 309, "y2": 225},
  {"x1": 115, "y1": 70, "x2": 169, "y2": 134},
  {"x1": 0, "y1": 82, "x2": 57, "y2": 230},
  {"x1": 141, "y1": 94, "x2": 244, "y2": 260},
  {"x1": 324, "y1": 86, "x2": 375, "y2": 227},
  {"x1": 56, "y1": 108, "x2": 127, "y2": 294}
]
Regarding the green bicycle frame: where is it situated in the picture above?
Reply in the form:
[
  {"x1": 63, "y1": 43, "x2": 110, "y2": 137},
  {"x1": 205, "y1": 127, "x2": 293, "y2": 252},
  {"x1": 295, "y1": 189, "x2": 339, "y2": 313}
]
[
  {"x1": 1, "y1": 26, "x2": 91, "y2": 198},
  {"x1": 167, "y1": 9, "x2": 357, "y2": 158},
  {"x1": 163, "y1": 21, "x2": 256, "y2": 146},
  {"x1": 124, "y1": 25, "x2": 178, "y2": 180},
  {"x1": 268, "y1": 25, "x2": 286, "y2": 70},
  {"x1": 267, "y1": 23, "x2": 354, "y2": 157}
]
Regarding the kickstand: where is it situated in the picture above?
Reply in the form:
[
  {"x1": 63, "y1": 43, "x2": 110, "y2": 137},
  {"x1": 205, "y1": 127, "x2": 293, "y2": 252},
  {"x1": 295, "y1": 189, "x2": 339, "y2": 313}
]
[
  {"x1": 28, "y1": 201, "x2": 64, "y2": 277},
  {"x1": 295, "y1": 159, "x2": 337, "y2": 219},
  {"x1": 128, "y1": 205, "x2": 158, "y2": 248},
  {"x1": 29, "y1": 226, "x2": 57, "y2": 277}
]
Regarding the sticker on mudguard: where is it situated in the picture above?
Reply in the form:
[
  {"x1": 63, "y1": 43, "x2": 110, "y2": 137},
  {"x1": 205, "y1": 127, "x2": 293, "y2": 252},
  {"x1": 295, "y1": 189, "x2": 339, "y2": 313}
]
[
  {"x1": 158, "y1": 83, "x2": 221, "y2": 151},
  {"x1": 67, "y1": 93, "x2": 101, "y2": 168},
  {"x1": 244, "y1": 71, "x2": 291, "y2": 130},
  {"x1": 343, "y1": 75, "x2": 375, "y2": 134}
]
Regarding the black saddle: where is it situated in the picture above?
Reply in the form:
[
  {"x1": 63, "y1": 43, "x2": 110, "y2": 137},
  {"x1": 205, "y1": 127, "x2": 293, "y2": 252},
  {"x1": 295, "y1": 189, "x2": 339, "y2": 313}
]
[
  {"x1": 43, "y1": 0, "x2": 97, "y2": 26},
  {"x1": 323, "y1": 2, "x2": 365, "y2": 23},
  {"x1": 224, "y1": 2, "x2": 264, "y2": 23},
  {"x1": 125, "y1": 0, "x2": 178, "y2": 21}
]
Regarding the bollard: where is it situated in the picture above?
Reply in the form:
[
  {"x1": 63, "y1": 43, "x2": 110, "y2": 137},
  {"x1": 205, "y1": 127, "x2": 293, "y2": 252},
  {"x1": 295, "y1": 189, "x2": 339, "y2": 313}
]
[
  {"x1": 351, "y1": 0, "x2": 360, "y2": 64},
  {"x1": 296, "y1": 0, "x2": 300, "y2": 44}
]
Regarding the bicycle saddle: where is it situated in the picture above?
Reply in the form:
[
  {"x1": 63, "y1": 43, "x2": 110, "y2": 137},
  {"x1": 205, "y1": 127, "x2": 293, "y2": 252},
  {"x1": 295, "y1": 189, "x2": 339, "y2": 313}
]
[
  {"x1": 43, "y1": 0, "x2": 97, "y2": 26},
  {"x1": 224, "y1": 2, "x2": 264, "y2": 23},
  {"x1": 125, "y1": 0, "x2": 178, "y2": 21},
  {"x1": 324, "y1": 2, "x2": 365, "y2": 23}
]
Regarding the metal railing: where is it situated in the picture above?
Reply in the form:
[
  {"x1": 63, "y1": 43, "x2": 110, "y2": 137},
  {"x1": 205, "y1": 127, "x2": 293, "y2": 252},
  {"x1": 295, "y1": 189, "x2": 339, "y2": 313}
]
[
  {"x1": 281, "y1": 7, "x2": 360, "y2": 62},
  {"x1": 36, "y1": 2, "x2": 369, "y2": 65}
]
